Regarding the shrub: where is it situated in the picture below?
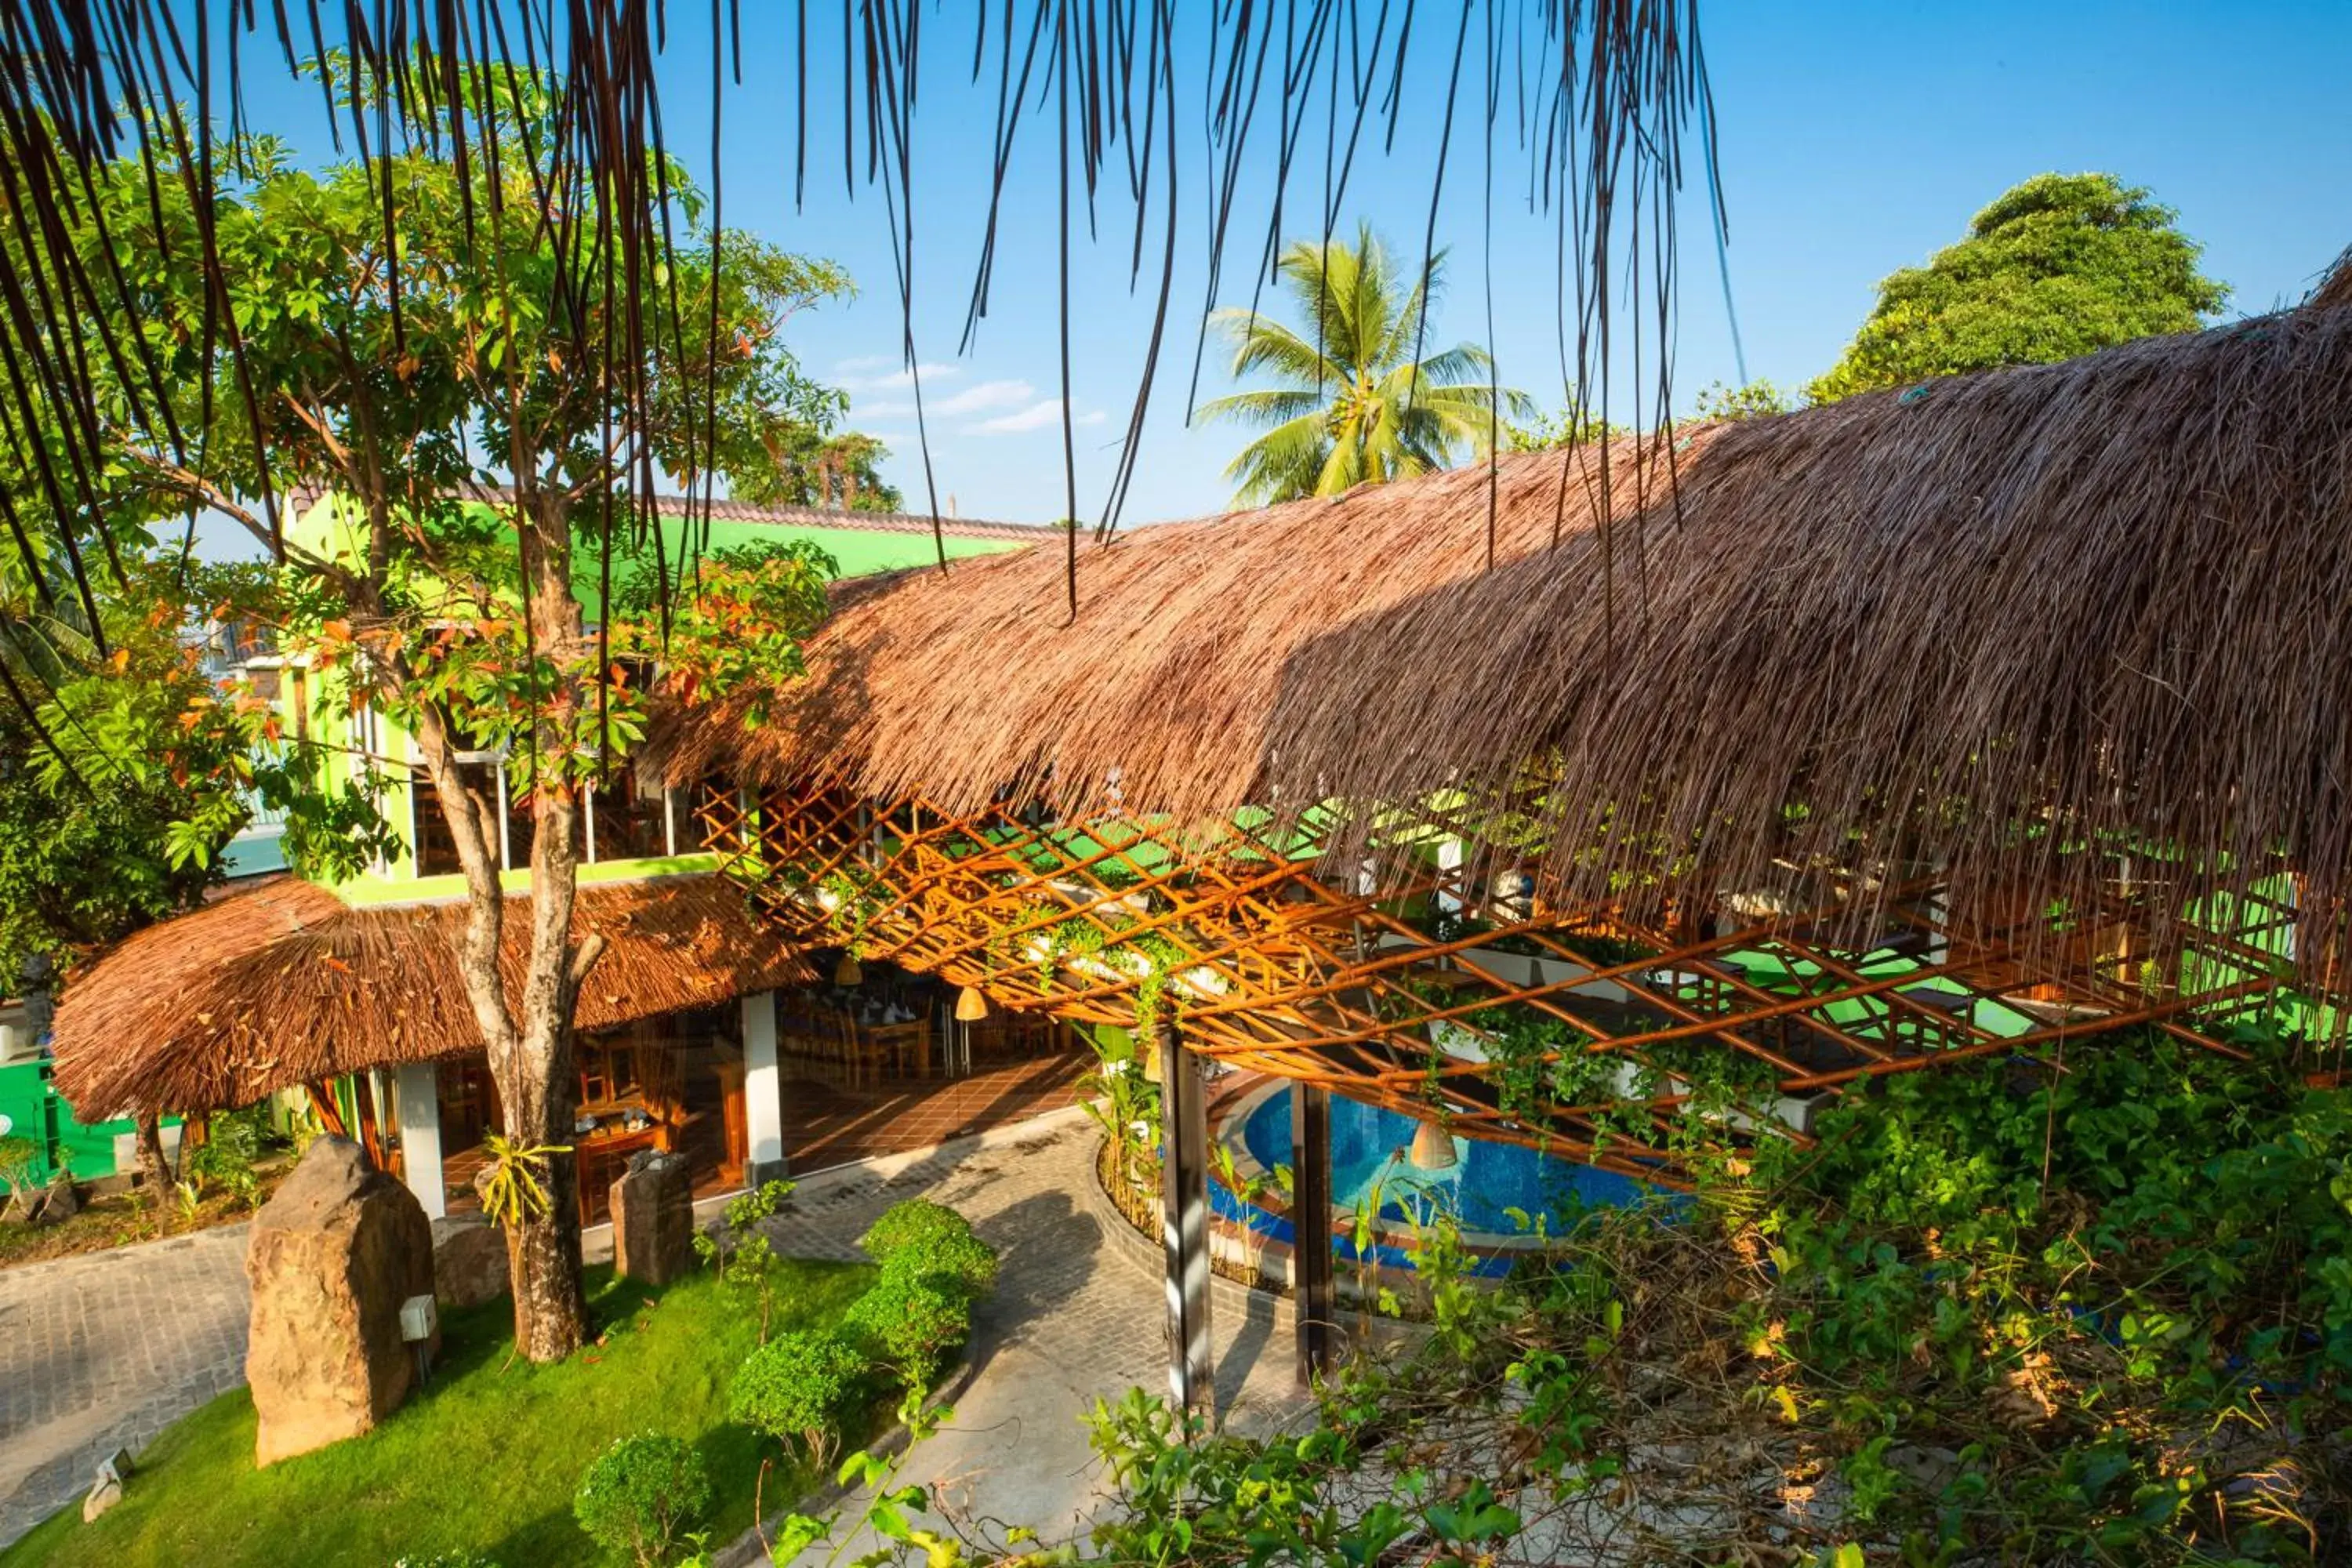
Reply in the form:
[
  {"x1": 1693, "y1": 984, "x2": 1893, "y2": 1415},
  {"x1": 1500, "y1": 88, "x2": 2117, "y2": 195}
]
[
  {"x1": 729, "y1": 1330, "x2": 866, "y2": 1468},
  {"x1": 862, "y1": 1200, "x2": 999, "y2": 1301},
  {"x1": 886, "y1": 1227, "x2": 999, "y2": 1298},
  {"x1": 844, "y1": 1271, "x2": 974, "y2": 1391},
  {"x1": 0, "y1": 1135, "x2": 39, "y2": 1206},
  {"x1": 857, "y1": 1198, "x2": 974, "y2": 1265},
  {"x1": 572, "y1": 1432, "x2": 712, "y2": 1568}
]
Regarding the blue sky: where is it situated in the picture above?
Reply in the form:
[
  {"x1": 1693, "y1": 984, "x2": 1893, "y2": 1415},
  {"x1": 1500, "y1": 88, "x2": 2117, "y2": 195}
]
[{"x1": 218, "y1": 2, "x2": 2352, "y2": 530}]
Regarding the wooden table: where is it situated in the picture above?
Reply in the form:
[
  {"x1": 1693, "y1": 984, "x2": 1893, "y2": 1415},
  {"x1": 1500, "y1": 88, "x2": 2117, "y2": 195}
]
[{"x1": 864, "y1": 1020, "x2": 931, "y2": 1079}]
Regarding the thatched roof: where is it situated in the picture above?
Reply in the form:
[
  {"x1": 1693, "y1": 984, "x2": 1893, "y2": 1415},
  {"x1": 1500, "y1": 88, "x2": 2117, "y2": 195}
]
[
  {"x1": 662, "y1": 302, "x2": 2352, "y2": 956},
  {"x1": 1265, "y1": 305, "x2": 2352, "y2": 929},
  {"x1": 654, "y1": 433, "x2": 1690, "y2": 815},
  {"x1": 51, "y1": 873, "x2": 810, "y2": 1118}
]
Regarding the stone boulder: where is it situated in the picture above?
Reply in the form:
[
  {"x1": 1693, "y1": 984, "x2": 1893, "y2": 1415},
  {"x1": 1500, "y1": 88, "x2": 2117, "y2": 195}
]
[
  {"x1": 430, "y1": 1216, "x2": 511, "y2": 1308},
  {"x1": 245, "y1": 1137, "x2": 438, "y2": 1467},
  {"x1": 15, "y1": 1171, "x2": 80, "y2": 1228},
  {"x1": 610, "y1": 1150, "x2": 694, "y2": 1287}
]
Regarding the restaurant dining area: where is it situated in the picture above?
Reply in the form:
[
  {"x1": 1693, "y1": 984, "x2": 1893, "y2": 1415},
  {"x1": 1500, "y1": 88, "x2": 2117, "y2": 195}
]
[
  {"x1": 767, "y1": 958, "x2": 1090, "y2": 1168},
  {"x1": 414, "y1": 959, "x2": 1090, "y2": 1222}
]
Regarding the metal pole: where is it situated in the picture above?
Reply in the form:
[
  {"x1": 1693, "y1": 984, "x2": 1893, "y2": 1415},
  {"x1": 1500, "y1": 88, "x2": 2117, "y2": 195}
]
[
  {"x1": 1291, "y1": 1082, "x2": 1335, "y2": 1385},
  {"x1": 1159, "y1": 1016, "x2": 1214, "y2": 1421}
]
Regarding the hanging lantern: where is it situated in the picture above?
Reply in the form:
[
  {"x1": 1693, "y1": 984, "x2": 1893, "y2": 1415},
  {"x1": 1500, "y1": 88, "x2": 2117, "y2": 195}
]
[
  {"x1": 1409, "y1": 1120, "x2": 1458, "y2": 1171},
  {"x1": 833, "y1": 951, "x2": 863, "y2": 987},
  {"x1": 954, "y1": 985, "x2": 989, "y2": 1022}
]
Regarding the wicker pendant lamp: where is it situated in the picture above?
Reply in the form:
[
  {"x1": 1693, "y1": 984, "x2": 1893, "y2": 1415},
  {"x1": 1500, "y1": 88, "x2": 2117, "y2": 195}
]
[
  {"x1": 1409, "y1": 1120, "x2": 1458, "y2": 1171},
  {"x1": 833, "y1": 951, "x2": 863, "y2": 987},
  {"x1": 954, "y1": 985, "x2": 989, "y2": 1022}
]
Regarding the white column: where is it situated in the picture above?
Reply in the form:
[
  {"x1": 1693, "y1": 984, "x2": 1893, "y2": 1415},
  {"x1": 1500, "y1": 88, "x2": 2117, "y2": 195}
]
[
  {"x1": 1436, "y1": 837, "x2": 1465, "y2": 914},
  {"x1": 392, "y1": 1062, "x2": 446, "y2": 1221},
  {"x1": 742, "y1": 989, "x2": 786, "y2": 1185}
]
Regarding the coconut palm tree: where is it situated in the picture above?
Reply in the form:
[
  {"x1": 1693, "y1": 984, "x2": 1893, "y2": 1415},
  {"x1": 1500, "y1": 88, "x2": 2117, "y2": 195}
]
[{"x1": 1201, "y1": 223, "x2": 1530, "y2": 506}]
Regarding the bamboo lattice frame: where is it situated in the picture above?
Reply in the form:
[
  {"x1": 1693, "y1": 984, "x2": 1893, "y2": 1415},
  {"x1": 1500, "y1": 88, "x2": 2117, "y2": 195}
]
[{"x1": 697, "y1": 776, "x2": 2328, "y2": 1186}]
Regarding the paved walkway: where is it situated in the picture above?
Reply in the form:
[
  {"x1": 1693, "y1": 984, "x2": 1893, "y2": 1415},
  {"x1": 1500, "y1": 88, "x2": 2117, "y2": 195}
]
[
  {"x1": 0, "y1": 1223, "x2": 252, "y2": 1547},
  {"x1": 753, "y1": 1112, "x2": 1312, "y2": 1563}
]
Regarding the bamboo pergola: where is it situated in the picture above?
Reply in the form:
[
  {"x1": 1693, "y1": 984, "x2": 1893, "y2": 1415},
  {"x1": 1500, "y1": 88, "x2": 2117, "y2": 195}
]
[
  {"x1": 695, "y1": 774, "x2": 2324, "y2": 1186},
  {"x1": 652, "y1": 299, "x2": 2352, "y2": 1191}
]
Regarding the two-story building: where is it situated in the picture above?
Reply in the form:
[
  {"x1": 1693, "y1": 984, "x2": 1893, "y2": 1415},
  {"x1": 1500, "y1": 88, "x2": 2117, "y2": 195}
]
[{"x1": 47, "y1": 493, "x2": 1067, "y2": 1221}]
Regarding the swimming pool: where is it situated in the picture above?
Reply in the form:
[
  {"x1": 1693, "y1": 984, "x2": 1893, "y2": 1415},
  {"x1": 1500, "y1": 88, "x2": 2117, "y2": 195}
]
[{"x1": 1210, "y1": 1080, "x2": 1652, "y2": 1273}]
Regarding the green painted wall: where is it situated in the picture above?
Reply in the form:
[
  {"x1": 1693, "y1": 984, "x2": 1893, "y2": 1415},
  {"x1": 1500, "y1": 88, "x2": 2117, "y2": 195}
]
[
  {"x1": 275, "y1": 492, "x2": 1036, "y2": 891},
  {"x1": 0, "y1": 1060, "x2": 162, "y2": 1180},
  {"x1": 683, "y1": 517, "x2": 1021, "y2": 577}
]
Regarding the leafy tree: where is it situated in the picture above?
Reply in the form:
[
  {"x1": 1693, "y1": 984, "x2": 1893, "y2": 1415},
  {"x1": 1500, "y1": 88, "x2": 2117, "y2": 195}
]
[
  {"x1": 1809, "y1": 172, "x2": 2228, "y2": 403},
  {"x1": 0, "y1": 553, "x2": 389, "y2": 988},
  {"x1": 1503, "y1": 410, "x2": 1628, "y2": 451},
  {"x1": 1201, "y1": 223, "x2": 1530, "y2": 504},
  {"x1": 768, "y1": 429, "x2": 905, "y2": 514},
  {"x1": 1690, "y1": 379, "x2": 1797, "y2": 422},
  {"x1": 0, "y1": 62, "x2": 843, "y2": 1360}
]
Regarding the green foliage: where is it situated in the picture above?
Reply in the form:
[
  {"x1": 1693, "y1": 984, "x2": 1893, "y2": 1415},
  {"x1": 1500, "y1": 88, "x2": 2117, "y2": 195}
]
[
  {"x1": 833, "y1": 1201, "x2": 998, "y2": 1396},
  {"x1": 1504, "y1": 408, "x2": 1629, "y2": 450},
  {"x1": 1691, "y1": 378, "x2": 1798, "y2": 421},
  {"x1": 1076, "y1": 1035, "x2": 1161, "y2": 1192},
  {"x1": 1200, "y1": 221, "x2": 1533, "y2": 503},
  {"x1": 183, "y1": 1105, "x2": 271, "y2": 1210},
  {"x1": 856, "y1": 1200, "x2": 997, "y2": 1297},
  {"x1": 761, "y1": 428, "x2": 905, "y2": 515},
  {"x1": 1809, "y1": 172, "x2": 2228, "y2": 402},
  {"x1": 474, "y1": 1134, "x2": 569, "y2": 1232},
  {"x1": 0, "y1": 557, "x2": 390, "y2": 986},
  {"x1": 693, "y1": 1179, "x2": 797, "y2": 1339},
  {"x1": 1051, "y1": 1028, "x2": 2352, "y2": 1566},
  {"x1": 842, "y1": 1273, "x2": 973, "y2": 1392},
  {"x1": 729, "y1": 1330, "x2": 868, "y2": 1470},
  {"x1": 572, "y1": 1432, "x2": 712, "y2": 1568},
  {"x1": 0, "y1": 1136, "x2": 40, "y2": 1203}
]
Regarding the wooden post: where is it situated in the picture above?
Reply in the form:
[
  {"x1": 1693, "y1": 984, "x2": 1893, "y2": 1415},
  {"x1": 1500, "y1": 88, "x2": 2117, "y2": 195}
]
[
  {"x1": 1291, "y1": 1082, "x2": 1335, "y2": 1385},
  {"x1": 1159, "y1": 1017, "x2": 1213, "y2": 1421}
]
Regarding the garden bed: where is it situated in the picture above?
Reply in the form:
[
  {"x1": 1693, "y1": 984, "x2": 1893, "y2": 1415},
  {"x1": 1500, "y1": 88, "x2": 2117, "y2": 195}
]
[
  {"x1": 0, "y1": 1167, "x2": 290, "y2": 1273},
  {"x1": 0, "y1": 1258, "x2": 876, "y2": 1567}
]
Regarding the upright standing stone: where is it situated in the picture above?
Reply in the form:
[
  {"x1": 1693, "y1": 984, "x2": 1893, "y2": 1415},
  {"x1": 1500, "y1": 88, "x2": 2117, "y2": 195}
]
[
  {"x1": 609, "y1": 1150, "x2": 694, "y2": 1286},
  {"x1": 245, "y1": 1137, "x2": 439, "y2": 1467}
]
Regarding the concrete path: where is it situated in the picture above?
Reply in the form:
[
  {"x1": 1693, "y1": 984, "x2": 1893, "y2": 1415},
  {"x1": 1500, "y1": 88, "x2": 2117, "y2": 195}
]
[
  {"x1": 0, "y1": 1223, "x2": 252, "y2": 1547},
  {"x1": 753, "y1": 1110, "x2": 1312, "y2": 1563}
]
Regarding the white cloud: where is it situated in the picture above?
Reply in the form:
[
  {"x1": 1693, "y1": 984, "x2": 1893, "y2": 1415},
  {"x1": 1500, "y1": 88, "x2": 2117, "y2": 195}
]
[
  {"x1": 849, "y1": 378, "x2": 1036, "y2": 423},
  {"x1": 969, "y1": 397, "x2": 1108, "y2": 435},
  {"x1": 831, "y1": 358, "x2": 963, "y2": 394},
  {"x1": 934, "y1": 379, "x2": 1036, "y2": 416}
]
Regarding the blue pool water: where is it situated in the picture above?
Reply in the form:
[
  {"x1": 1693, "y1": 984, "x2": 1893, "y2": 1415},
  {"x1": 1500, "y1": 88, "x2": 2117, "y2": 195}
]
[{"x1": 1211, "y1": 1084, "x2": 1649, "y2": 1268}]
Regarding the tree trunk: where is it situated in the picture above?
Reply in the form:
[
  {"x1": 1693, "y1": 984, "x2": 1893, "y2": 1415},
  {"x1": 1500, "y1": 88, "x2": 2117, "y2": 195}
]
[
  {"x1": 408, "y1": 663, "x2": 592, "y2": 1362},
  {"x1": 134, "y1": 1110, "x2": 171, "y2": 1194}
]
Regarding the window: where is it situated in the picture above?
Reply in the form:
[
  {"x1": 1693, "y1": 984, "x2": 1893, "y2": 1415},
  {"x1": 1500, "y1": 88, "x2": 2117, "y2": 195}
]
[
  {"x1": 412, "y1": 762, "x2": 499, "y2": 877},
  {"x1": 591, "y1": 772, "x2": 670, "y2": 863}
]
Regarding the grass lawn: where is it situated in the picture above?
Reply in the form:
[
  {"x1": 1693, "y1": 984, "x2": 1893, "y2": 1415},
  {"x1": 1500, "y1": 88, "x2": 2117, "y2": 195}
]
[{"x1": 1, "y1": 1258, "x2": 875, "y2": 1567}]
